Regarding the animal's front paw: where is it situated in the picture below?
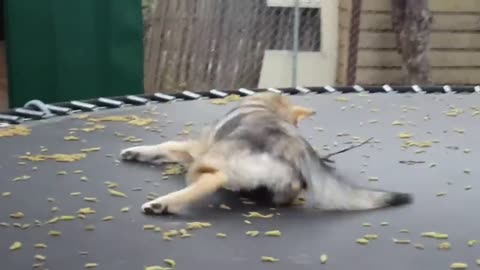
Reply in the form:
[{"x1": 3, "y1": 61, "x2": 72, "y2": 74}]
[
  {"x1": 120, "y1": 147, "x2": 141, "y2": 161},
  {"x1": 120, "y1": 146, "x2": 162, "y2": 162},
  {"x1": 142, "y1": 198, "x2": 182, "y2": 215},
  {"x1": 142, "y1": 201, "x2": 169, "y2": 215}
]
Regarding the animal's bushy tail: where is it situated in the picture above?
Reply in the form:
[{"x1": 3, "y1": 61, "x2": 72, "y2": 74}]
[{"x1": 302, "y1": 152, "x2": 413, "y2": 211}]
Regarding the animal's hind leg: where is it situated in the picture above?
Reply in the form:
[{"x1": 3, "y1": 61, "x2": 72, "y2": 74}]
[
  {"x1": 142, "y1": 169, "x2": 227, "y2": 214},
  {"x1": 120, "y1": 140, "x2": 196, "y2": 164}
]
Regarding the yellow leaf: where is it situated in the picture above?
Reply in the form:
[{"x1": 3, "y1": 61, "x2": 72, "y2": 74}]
[
  {"x1": 164, "y1": 259, "x2": 176, "y2": 267},
  {"x1": 261, "y1": 256, "x2": 279, "y2": 262},
  {"x1": 186, "y1": 222, "x2": 211, "y2": 230},
  {"x1": 211, "y1": 94, "x2": 242, "y2": 105},
  {"x1": 356, "y1": 238, "x2": 369, "y2": 244},
  {"x1": 10, "y1": 212, "x2": 24, "y2": 219},
  {"x1": 0, "y1": 126, "x2": 31, "y2": 138},
  {"x1": 264, "y1": 230, "x2": 281, "y2": 237},
  {"x1": 393, "y1": 238, "x2": 411, "y2": 244},
  {"x1": 48, "y1": 230, "x2": 61, "y2": 236},
  {"x1": 438, "y1": 242, "x2": 451, "y2": 250},
  {"x1": 446, "y1": 108, "x2": 463, "y2": 117},
  {"x1": 398, "y1": 132, "x2": 413, "y2": 139},
  {"x1": 392, "y1": 120, "x2": 405, "y2": 126},
  {"x1": 80, "y1": 147, "x2": 101, "y2": 153},
  {"x1": 242, "y1": 212, "x2": 273, "y2": 218},
  {"x1": 216, "y1": 233, "x2": 227, "y2": 238},
  {"x1": 64, "y1": 136, "x2": 80, "y2": 141},
  {"x1": 320, "y1": 254, "x2": 328, "y2": 264},
  {"x1": 34, "y1": 243, "x2": 47, "y2": 249},
  {"x1": 34, "y1": 254, "x2": 46, "y2": 261},
  {"x1": 9, "y1": 241, "x2": 22, "y2": 251},
  {"x1": 450, "y1": 263, "x2": 468, "y2": 269},
  {"x1": 108, "y1": 189, "x2": 128, "y2": 198},
  {"x1": 77, "y1": 207, "x2": 96, "y2": 215},
  {"x1": 364, "y1": 234, "x2": 378, "y2": 240},
  {"x1": 245, "y1": 230, "x2": 260, "y2": 237},
  {"x1": 20, "y1": 153, "x2": 86, "y2": 162},
  {"x1": 335, "y1": 96, "x2": 349, "y2": 102}
]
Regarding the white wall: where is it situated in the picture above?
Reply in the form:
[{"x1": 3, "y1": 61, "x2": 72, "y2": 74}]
[{"x1": 258, "y1": 0, "x2": 338, "y2": 88}]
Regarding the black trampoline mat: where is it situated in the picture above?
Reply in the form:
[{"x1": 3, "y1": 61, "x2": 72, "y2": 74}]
[{"x1": 1, "y1": 93, "x2": 480, "y2": 270}]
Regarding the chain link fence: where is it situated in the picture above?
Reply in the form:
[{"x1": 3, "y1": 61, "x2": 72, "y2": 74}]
[{"x1": 142, "y1": 0, "x2": 321, "y2": 93}]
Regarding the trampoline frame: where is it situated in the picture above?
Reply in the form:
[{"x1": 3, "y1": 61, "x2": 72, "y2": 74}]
[{"x1": 1, "y1": 84, "x2": 479, "y2": 125}]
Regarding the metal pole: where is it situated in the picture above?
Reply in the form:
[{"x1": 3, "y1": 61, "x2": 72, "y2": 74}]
[{"x1": 292, "y1": 0, "x2": 300, "y2": 87}]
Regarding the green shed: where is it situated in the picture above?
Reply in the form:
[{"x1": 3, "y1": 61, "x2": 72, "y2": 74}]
[{"x1": 3, "y1": 0, "x2": 144, "y2": 107}]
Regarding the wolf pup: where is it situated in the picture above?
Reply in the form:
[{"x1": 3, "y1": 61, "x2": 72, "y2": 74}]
[{"x1": 121, "y1": 93, "x2": 412, "y2": 214}]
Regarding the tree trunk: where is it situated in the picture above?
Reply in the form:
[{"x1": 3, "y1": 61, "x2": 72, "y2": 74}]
[{"x1": 391, "y1": 0, "x2": 432, "y2": 84}]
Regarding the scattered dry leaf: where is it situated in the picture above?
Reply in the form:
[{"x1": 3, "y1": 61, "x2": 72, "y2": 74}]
[
  {"x1": 320, "y1": 254, "x2": 328, "y2": 264},
  {"x1": 264, "y1": 230, "x2": 281, "y2": 237},
  {"x1": 421, "y1": 232, "x2": 448, "y2": 239},
  {"x1": 246, "y1": 231, "x2": 260, "y2": 237},
  {"x1": 398, "y1": 132, "x2": 413, "y2": 139},
  {"x1": 450, "y1": 263, "x2": 468, "y2": 269},
  {"x1": 211, "y1": 94, "x2": 242, "y2": 105},
  {"x1": 81, "y1": 147, "x2": 101, "y2": 153},
  {"x1": 393, "y1": 238, "x2": 411, "y2": 244},
  {"x1": 0, "y1": 126, "x2": 31, "y2": 138},
  {"x1": 88, "y1": 115, "x2": 154, "y2": 127},
  {"x1": 64, "y1": 136, "x2": 79, "y2": 141},
  {"x1": 216, "y1": 233, "x2": 227, "y2": 238},
  {"x1": 10, "y1": 212, "x2": 24, "y2": 219},
  {"x1": 364, "y1": 234, "x2": 378, "y2": 240},
  {"x1": 34, "y1": 254, "x2": 46, "y2": 261},
  {"x1": 20, "y1": 153, "x2": 86, "y2": 162},
  {"x1": 164, "y1": 259, "x2": 176, "y2": 268},
  {"x1": 243, "y1": 212, "x2": 273, "y2": 219},
  {"x1": 48, "y1": 230, "x2": 61, "y2": 237},
  {"x1": 9, "y1": 241, "x2": 22, "y2": 251},
  {"x1": 438, "y1": 242, "x2": 451, "y2": 250},
  {"x1": 80, "y1": 124, "x2": 105, "y2": 132},
  {"x1": 163, "y1": 164, "x2": 185, "y2": 175},
  {"x1": 12, "y1": 175, "x2": 31, "y2": 181},
  {"x1": 356, "y1": 238, "x2": 369, "y2": 244},
  {"x1": 261, "y1": 256, "x2": 279, "y2": 262},
  {"x1": 108, "y1": 189, "x2": 127, "y2": 198},
  {"x1": 34, "y1": 243, "x2": 47, "y2": 249},
  {"x1": 77, "y1": 207, "x2": 96, "y2": 215},
  {"x1": 186, "y1": 222, "x2": 211, "y2": 230},
  {"x1": 445, "y1": 108, "x2": 463, "y2": 117},
  {"x1": 467, "y1": 240, "x2": 477, "y2": 247}
]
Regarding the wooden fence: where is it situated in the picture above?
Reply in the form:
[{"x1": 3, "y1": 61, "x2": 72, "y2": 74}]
[
  {"x1": 144, "y1": 0, "x2": 320, "y2": 93},
  {"x1": 338, "y1": 0, "x2": 480, "y2": 85}
]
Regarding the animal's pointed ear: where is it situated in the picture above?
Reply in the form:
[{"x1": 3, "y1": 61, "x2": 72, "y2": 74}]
[{"x1": 292, "y1": 106, "x2": 315, "y2": 125}]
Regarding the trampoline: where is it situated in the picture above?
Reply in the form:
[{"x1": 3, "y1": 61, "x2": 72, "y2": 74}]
[{"x1": 1, "y1": 85, "x2": 480, "y2": 270}]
